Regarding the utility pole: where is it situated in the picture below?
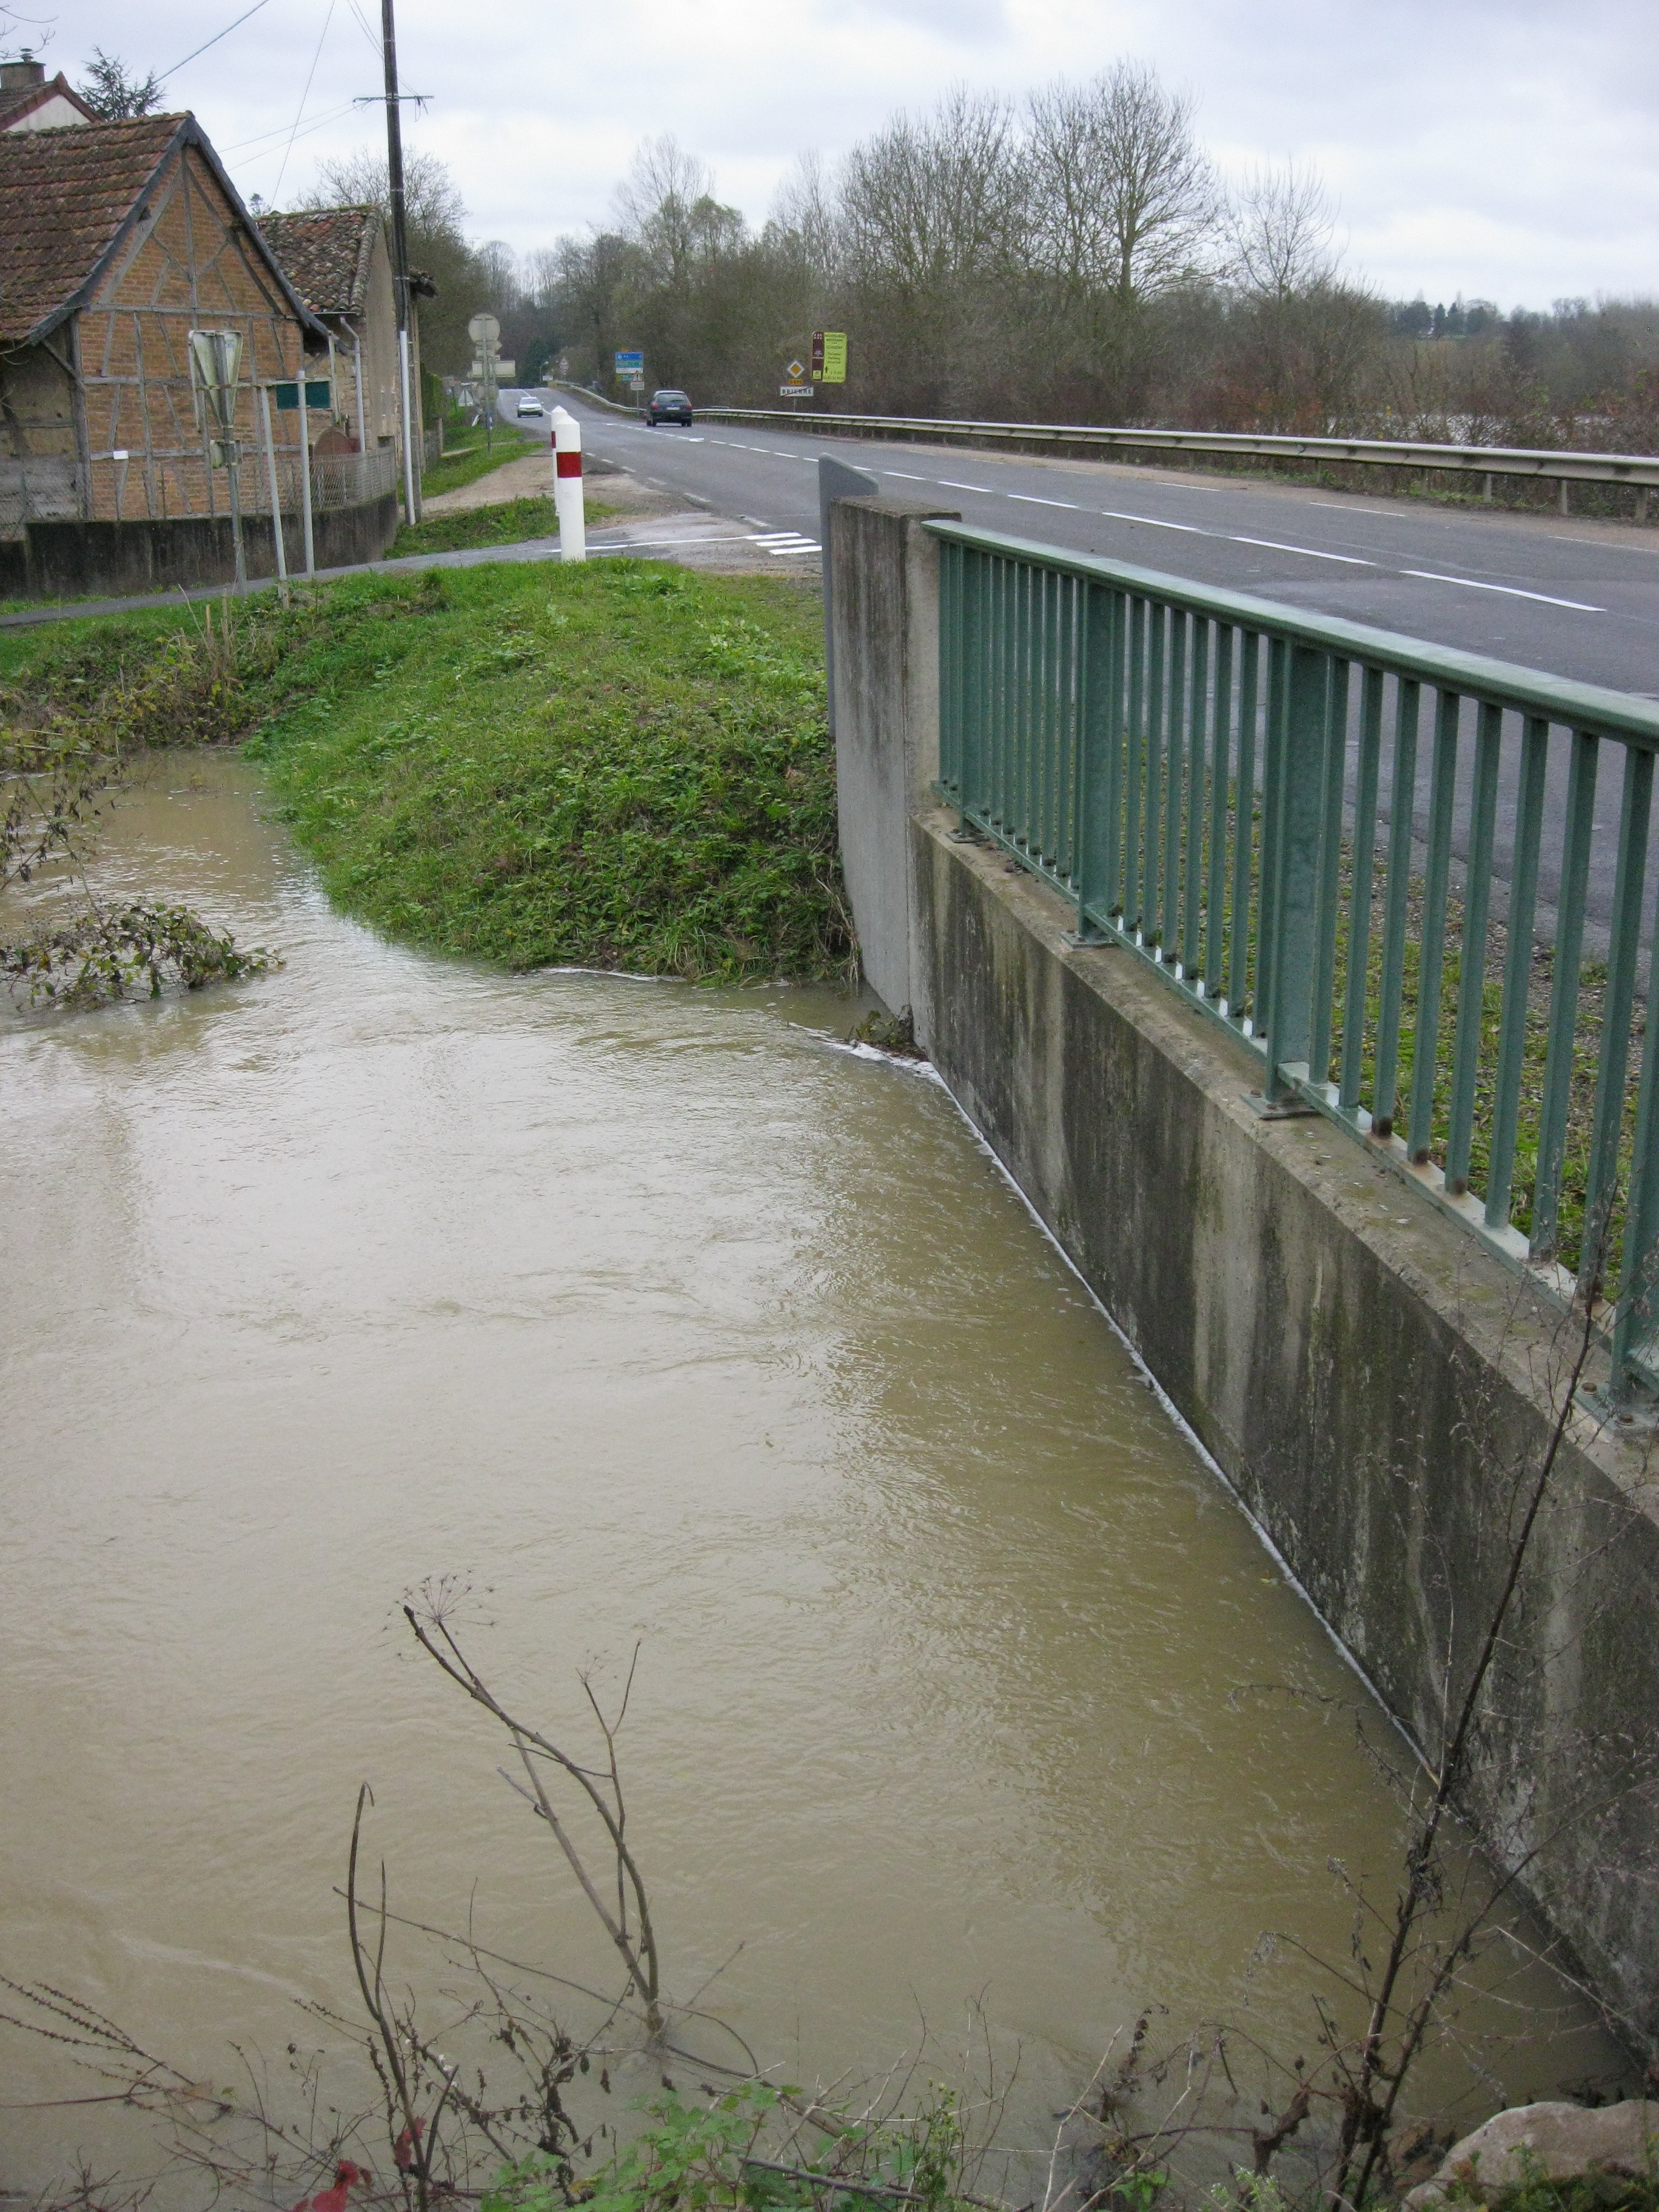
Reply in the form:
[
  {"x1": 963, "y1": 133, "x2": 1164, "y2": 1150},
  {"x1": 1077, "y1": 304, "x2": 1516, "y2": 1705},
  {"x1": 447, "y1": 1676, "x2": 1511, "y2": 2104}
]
[{"x1": 380, "y1": 0, "x2": 418, "y2": 528}]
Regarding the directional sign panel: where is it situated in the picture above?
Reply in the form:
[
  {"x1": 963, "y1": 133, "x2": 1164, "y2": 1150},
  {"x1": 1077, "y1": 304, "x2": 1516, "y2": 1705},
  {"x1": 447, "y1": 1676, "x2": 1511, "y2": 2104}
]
[
  {"x1": 615, "y1": 349, "x2": 644, "y2": 374},
  {"x1": 811, "y1": 330, "x2": 847, "y2": 383}
]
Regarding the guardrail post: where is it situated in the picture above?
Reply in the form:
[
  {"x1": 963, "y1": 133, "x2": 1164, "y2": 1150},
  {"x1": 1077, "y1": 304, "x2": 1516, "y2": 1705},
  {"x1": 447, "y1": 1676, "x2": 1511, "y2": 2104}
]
[{"x1": 1262, "y1": 643, "x2": 1328, "y2": 1104}]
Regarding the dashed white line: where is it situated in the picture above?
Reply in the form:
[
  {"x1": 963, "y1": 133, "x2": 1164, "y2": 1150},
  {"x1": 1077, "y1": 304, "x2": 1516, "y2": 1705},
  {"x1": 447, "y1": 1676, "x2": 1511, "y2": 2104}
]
[
  {"x1": 1008, "y1": 494, "x2": 1080, "y2": 509},
  {"x1": 1232, "y1": 535, "x2": 1373, "y2": 565},
  {"x1": 939, "y1": 480, "x2": 994, "y2": 492},
  {"x1": 1102, "y1": 510, "x2": 1207, "y2": 534},
  {"x1": 1402, "y1": 570, "x2": 1604, "y2": 611},
  {"x1": 882, "y1": 471, "x2": 925, "y2": 480}
]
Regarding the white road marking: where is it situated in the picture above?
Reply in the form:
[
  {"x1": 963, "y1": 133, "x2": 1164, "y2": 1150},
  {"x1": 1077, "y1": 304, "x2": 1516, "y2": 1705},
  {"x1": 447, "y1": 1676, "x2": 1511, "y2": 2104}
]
[
  {"x1": 882, "y1": 471, "x2": 925, "y2": 480},
  {"x1": 742, "y1": 515, "x2": 771, "y2": 526},
  {"x1": 1230, "y1": 535, "x2": 1373, "y2": 565},
  {"x1": 939, "y1": 480, "x2": 994, "y2": 492},
  {"x1": 1102, "y1": 510, "x2": 1206, "y2": 534},
  {"x1": 1009, "y1": 494, "x2": 1080, "y2": 509},
  {"x1": 768, "y1": 543, "x2": 820, "y2": 556},
  {"x1": 1403, "y1": 570, "x2": 1604, "y2": 611}
]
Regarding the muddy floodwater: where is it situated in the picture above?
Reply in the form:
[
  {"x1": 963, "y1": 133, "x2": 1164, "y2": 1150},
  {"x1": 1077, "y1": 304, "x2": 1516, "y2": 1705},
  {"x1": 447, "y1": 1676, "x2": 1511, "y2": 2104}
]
[{"x1": 0, "y1": 755, "x2": 1624, "y2": 2197}]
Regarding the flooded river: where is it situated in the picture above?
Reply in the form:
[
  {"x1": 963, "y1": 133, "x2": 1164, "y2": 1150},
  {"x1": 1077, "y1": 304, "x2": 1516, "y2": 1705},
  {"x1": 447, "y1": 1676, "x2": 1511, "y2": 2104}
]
[{"x1": 0, "y1": 754, "x2": 1624, "y2": 2198}]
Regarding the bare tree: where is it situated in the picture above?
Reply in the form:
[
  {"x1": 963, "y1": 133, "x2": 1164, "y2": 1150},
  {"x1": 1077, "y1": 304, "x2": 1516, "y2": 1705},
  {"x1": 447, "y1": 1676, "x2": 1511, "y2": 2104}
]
[
  {"x1": 837, "y1": 89, "x2": 1022, "y2": 299},
  {"x1": 1224, "y1": 162, "x2": 1341, "y2": 301},
  {"x1": 1027, "y1": 65, "x2": 1217, "y2": 310}
]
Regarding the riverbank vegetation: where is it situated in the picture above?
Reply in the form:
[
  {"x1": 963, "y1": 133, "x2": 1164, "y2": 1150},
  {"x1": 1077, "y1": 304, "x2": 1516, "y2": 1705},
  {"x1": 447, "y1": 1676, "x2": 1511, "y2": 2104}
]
[
  {"x1": 0, "y1": 561, "x2": 851, "y2": 985},
  {"x1": 0, "y1": 604, "x2": 278, "y2": 1007}
]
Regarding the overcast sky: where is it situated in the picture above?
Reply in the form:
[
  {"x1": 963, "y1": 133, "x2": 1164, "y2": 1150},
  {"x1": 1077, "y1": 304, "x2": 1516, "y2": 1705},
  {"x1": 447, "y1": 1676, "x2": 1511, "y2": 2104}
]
[{"x1": 42, "y1": 0, "x2": 1659, "y2": 306}]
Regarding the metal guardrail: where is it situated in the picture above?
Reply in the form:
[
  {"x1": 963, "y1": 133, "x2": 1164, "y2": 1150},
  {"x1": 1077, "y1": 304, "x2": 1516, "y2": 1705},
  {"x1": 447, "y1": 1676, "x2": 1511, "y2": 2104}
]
[
  {"x1": 927, "y1": 519, "x2": 1659, "y2": 1402},
  {"x1": 708, "y1": 407, "x2": 1659, "y2": 503}
]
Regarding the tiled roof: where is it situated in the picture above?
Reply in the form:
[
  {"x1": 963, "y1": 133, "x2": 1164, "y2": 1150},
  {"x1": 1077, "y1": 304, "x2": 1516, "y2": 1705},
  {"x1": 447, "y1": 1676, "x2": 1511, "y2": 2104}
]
[
  {"x1": 0, "y1": 72, "x2": 99, "y2": 128},
  {"x1": 0, "y1": 110, "x2": 326, "y2": 347},
  {"x1": 260, "y1": 206, "x2": 380, "y2": 317},
  {"x1": 0, "y1": 112, "x2": 184, "y2": 342}
]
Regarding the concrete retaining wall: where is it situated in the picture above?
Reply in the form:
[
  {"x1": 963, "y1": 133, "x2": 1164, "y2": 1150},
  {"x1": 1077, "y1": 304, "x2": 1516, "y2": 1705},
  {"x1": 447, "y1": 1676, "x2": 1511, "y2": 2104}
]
[
  {"x1": 0, "y1": 492, "x2": 398, "y2": 602},
  {"x1": 830, "y1": 497, "x2": 1659, "y2": 2047}
]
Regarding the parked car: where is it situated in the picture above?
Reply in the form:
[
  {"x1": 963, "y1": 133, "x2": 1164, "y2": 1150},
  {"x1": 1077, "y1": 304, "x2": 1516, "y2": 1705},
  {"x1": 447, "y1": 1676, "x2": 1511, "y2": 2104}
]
[
  {"x1": 516, "y1": 395, "x2": 545, "y2": 417},
  {"x1": 645, "y1": 388, "x2": 693, "y2": 426}
]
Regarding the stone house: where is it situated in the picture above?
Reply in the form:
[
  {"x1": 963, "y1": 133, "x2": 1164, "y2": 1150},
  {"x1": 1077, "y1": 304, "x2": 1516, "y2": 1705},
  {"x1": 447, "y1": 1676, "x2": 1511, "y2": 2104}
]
[
  {"x1": 0, "y1": 54, "x2": 99, "y2": 132},
  {"x1": 258, "y1": 205, "x2": 427, "y2": 473}
]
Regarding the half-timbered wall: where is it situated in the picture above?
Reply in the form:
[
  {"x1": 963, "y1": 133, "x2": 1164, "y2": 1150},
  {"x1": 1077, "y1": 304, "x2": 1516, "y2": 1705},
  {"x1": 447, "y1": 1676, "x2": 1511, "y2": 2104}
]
[
  {"x1": 0, "y1": 340, "x2": 76, "y2": 458},
  {"x1": 74, "y1": 139, "x2": 309, "y2": 521}
]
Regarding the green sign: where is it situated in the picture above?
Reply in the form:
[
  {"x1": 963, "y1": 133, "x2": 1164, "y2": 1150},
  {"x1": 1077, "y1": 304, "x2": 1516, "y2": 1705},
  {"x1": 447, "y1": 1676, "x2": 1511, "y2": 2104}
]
[{"x1": 272, "y1": 379, "x2": 332, "y2": 411}]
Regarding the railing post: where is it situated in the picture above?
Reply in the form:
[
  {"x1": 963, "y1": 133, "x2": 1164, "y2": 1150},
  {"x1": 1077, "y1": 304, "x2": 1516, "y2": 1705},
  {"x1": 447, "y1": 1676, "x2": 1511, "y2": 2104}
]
[
  {"x1": 1071, "y1": 581, "x2": 1118, "y2": 943},
  {"x1": 1612, "y1": 851, "x2": 1659, "y2": 1399},
  {"x1": 1264, "y1": 644, "x2": 1328, "y2": 1102}
]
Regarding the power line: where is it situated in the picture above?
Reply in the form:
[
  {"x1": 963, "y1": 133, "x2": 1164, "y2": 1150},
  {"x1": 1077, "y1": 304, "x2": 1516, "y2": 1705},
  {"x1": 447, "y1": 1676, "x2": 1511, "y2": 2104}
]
[
  {"x1": 221, "y1": 97, "x2": 355, "y2": 155},
  {"x1": 271, "y1": 0, "x2": 336, "y2": 205},
  {"x1": 159, "y1": 0, "x2": 276, "y2": 81},
  {"x1": 345, "y1": 0, "x2": 383, "y2": 56}
]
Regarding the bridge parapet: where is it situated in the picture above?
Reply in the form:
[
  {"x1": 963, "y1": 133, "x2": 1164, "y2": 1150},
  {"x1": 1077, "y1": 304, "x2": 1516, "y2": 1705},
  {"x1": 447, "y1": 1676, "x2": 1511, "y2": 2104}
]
[{"x1": 829, "y1": 488, "x2": 1659, "y2": 2044}]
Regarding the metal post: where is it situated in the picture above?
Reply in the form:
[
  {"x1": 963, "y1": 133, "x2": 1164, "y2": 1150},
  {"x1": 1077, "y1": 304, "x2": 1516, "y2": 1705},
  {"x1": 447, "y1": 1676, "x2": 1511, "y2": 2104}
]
[
  {"x1": 297, "y1": 368, "x2": 316, "y2": 580},
  {"x1": 258, "y1": 384, "x2": 289, "y2": 600},
  {"x1": 399, "y1": 327, "x2": 418, "y2": 521},
  {"x1": 1262, "y1": 644, "x2": 1327, "y2": 1102},
  {"x1": 352, "y1": 330, "x2": 368, "y2": 456},
  {"x1": 226, "y1": 440, "x2": 248, "y2": 591}
]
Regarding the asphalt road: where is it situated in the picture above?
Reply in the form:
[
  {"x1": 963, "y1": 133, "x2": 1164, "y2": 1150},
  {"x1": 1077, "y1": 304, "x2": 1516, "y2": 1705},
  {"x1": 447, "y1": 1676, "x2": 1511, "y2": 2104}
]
[
  {"x1": 524, "y1": 389, "x2": 1659, "y2": 700},
  {"x1": 503, "y1": 389, "x2": 1658, "y2": 941}
]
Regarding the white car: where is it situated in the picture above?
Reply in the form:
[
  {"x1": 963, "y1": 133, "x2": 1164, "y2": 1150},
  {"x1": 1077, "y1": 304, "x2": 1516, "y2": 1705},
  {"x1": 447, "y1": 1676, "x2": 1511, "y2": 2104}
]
[{"x1": 516, "y1": 396, "x2": 545, "y2": 417}]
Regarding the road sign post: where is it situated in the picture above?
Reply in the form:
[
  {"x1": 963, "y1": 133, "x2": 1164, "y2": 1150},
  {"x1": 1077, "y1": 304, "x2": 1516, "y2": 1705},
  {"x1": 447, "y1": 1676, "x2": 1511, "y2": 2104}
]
[{"x1": 470, "y1": 312, "x2": 501, "y2": 452}]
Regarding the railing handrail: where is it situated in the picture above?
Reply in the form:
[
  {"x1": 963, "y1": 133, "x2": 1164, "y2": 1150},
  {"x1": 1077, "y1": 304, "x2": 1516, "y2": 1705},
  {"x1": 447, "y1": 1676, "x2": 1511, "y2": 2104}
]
[
  {"x1": 924, "y1": 520, "x2": 1659, "y2": 752},
  {"x1": 706, "y1": 405, "x2": 1659, "y2": 489},
  {"x1": 922, "y1": 514, "x2": 1659, "y2": 1399}
]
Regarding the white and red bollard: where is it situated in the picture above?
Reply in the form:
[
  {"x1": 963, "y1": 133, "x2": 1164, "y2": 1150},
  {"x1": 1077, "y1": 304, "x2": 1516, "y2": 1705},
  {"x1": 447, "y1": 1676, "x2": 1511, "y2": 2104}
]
[{"x1": 549, "y1": 406, "x2": 586, "y2": 563}]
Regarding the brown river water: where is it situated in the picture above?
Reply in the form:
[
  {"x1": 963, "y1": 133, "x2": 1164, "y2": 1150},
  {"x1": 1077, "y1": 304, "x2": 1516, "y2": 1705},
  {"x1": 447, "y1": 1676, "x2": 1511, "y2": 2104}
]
[{"x1": 0, "y1": 754, "x2": 1626, "y2": 2199}]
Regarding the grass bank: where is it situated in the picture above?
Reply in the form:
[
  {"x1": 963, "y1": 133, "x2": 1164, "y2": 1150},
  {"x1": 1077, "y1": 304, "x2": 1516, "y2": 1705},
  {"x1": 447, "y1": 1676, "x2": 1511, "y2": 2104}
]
[
  {"x1": 0, "y1": 560, "x2": 851, "y2": 984},
  {"x1": 422, "y1": 422, "x2": 539, "y2": 498}
]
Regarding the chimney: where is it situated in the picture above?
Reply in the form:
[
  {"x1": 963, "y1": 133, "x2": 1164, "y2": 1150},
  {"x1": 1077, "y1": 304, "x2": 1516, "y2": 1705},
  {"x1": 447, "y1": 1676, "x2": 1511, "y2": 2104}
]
[{"x1": 1, "y1": 53, "x2": 47, "y2": 89}]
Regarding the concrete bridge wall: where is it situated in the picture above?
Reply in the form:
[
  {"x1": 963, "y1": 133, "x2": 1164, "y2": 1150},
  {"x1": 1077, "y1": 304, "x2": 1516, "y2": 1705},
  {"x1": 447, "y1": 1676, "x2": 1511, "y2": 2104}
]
[{"x1": 830, "y1": 495, "x2": 1659, "y2": 2049}]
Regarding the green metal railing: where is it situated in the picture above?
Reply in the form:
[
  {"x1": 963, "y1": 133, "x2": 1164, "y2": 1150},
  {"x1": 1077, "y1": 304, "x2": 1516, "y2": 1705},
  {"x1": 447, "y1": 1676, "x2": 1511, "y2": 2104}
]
[{"x1": 928, "y1": 521, "x2": 1659, "y2": 1403}]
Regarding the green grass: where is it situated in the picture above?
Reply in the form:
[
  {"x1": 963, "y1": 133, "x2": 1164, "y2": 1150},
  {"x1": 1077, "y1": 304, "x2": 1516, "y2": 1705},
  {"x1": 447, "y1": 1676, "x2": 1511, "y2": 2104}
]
[
  {"x1": 422, "y1": 423, "x2": 540, "y2": 498},
  {"x1": 387, "y1": 496, "x2": 620, "y2": 558},
  {"x1": 0, "y1": 561, "x2": 852, "y2": 984}
]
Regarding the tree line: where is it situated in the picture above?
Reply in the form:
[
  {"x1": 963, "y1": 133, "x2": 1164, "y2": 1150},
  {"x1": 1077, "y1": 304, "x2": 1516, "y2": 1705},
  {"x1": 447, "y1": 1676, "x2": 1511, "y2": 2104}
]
[{"x1": 304, "y1": 64, "x2": 1659, "y2": 449}]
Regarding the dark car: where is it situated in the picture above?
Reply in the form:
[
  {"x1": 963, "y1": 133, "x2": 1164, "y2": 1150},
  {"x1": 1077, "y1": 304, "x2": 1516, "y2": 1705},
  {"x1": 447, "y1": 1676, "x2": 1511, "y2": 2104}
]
[{"x1": 645, "y1": 388, "x2": 694, "y2": 426}]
